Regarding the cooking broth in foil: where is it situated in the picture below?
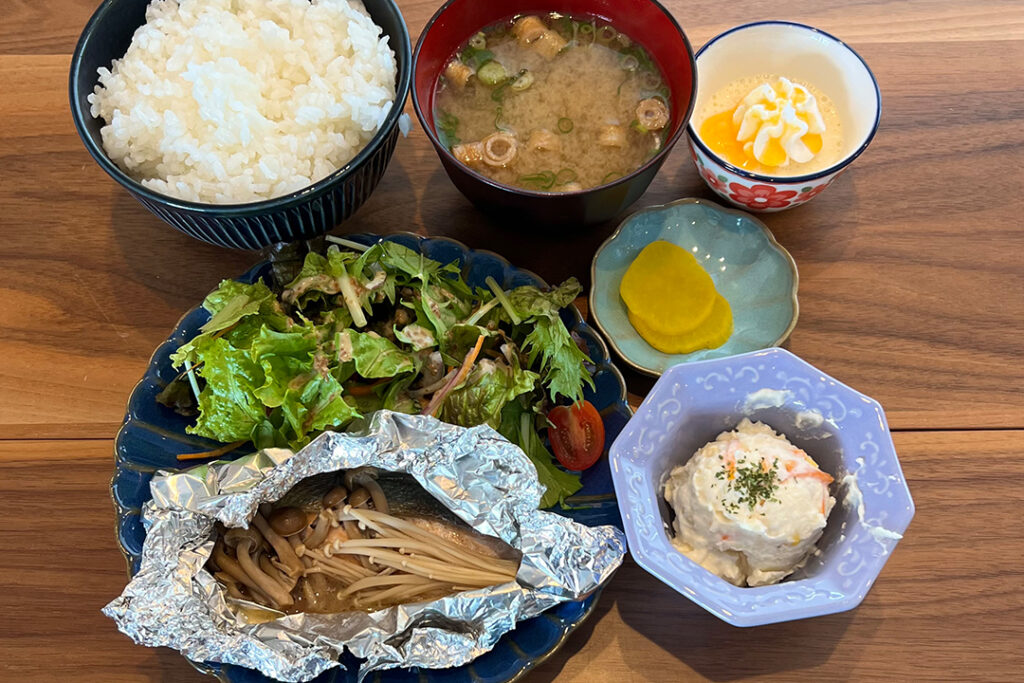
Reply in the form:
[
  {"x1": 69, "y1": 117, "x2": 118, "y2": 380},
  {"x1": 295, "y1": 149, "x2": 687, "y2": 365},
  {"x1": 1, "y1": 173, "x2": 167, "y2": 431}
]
[{"x1": 103, "y1": 411, "x2": 626, "y2": 681}]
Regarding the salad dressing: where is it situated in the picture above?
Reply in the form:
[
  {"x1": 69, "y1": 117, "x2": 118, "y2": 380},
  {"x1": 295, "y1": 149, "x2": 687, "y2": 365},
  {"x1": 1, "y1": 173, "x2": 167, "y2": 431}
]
[{"x1": 164, "y1": 242, "x2": 595, "y2": 508}]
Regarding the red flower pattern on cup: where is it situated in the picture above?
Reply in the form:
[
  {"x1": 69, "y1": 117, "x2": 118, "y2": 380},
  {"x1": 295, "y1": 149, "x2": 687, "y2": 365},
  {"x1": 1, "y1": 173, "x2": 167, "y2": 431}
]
[
  {"x1": 727, "y1": 183, "x2": 798, "y2": 210},
  {"x1": 797, "y1": 183, "x2": 828, "y2": 202},
  {"x1": 700, "y1": 166, "x2": 728, "y2": 193}
]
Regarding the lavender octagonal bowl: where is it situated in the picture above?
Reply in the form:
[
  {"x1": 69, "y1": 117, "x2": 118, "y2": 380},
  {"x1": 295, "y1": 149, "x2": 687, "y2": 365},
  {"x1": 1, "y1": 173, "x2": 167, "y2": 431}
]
[{"x1": 608, "y1": 347, "x2": 914, "y2": 626}]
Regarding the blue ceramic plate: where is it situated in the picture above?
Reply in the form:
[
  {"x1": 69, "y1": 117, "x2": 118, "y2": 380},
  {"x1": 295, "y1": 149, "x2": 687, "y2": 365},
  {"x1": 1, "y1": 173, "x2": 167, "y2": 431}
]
[
  {"x1": 112, "y1": 232, "x2": 632, "y2": 682},
  {"x1": 589, "y1": 198, "x2": 799, "y2": 377}
]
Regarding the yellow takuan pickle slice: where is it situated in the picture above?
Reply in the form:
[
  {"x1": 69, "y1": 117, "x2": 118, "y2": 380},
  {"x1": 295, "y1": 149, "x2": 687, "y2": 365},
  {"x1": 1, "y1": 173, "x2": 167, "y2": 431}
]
[
  {"x1": 620, "y1": 241, "x2": 717, "y2": 335},
  {"x1": 619, "y1": 240, "x2": 734, "y2": 354},
  {"x1": 627, "y1": 294, "x2": 733, "y2": 354}
]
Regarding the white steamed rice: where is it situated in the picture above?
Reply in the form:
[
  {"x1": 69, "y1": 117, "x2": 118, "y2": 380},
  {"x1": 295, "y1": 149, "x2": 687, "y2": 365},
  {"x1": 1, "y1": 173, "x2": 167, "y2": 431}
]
[{"x1": 88, "y1": 0, "x2": 397, "y2": 204}]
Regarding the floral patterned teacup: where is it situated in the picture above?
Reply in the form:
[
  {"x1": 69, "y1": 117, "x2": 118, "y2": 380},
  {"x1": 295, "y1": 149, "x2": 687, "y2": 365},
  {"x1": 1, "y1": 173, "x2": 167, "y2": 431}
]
[{"x1": 686, "y1": 22, "x2": 881, "y2": 212}]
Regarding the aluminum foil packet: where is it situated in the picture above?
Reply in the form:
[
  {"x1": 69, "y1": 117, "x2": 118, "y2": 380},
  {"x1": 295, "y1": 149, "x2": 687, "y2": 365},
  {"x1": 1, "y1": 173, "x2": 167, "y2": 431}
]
[{"x1": 103, "y1": 411, "x2": 626, "y2": 681}]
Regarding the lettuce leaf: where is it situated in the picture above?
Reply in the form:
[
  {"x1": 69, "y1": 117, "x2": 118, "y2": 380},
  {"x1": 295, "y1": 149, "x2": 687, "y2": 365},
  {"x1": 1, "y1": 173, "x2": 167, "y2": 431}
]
[
  {"x1": 283, "y1": 246, "x2": 393, "y2": 326},
  {"x1": 170, "y1": 244, "x2": 596, "y2": 507},
  {"x1": 281, "y1": 249, "x2": 349, "y2": 305},
  {"x1": 440, "y1": 323, "x2": 497, "y2": 366},
  {"x1": 393, "y1": 323, "x2": 436, "y2": 352},
  {"x1": 186, "y1": 336, "x2": 268, "y2": 444},
  {"x1": 342, "y1": 330, "x2": 419, "y2": 379},
  {"x1": 376, "y1": 242, "x2": 474, "y2": 341},
  {"x1": 249, "y1": 324, "x2": 359, "y2": 447},
  {"x1": 497, "y1": 399, "x2": 581, "y2": 507},
  {"x1": 277, "y1": 373, "x2": 358, "y2": 447},
  {"x1": 171, "y1": 280, "x2": 284, "y2": 367},
  {"x1": 439, "y1": 358, "x2": 539, "y2": 429},
  {"x1": 189, "y1": 321, "x2": 360, "y2": 449}
]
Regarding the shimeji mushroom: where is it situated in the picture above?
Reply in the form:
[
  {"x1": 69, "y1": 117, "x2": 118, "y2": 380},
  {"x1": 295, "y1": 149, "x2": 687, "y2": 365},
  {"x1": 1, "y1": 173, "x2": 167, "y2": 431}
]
[
  {"x1": 344, "y1": 467, "x2": 390, "y2": 513},
  {"x1": 252, "y1": 511, "x2": 305, "y2": 578},
  {"x1": 223, "y1": 527, "x2": 294, "y2": 608},
  {"x1": 211, "y1": 537, "x2": 272, "y2": 604},
  {"x1": 303, "y1": 509, "x2": 334, "y2": 549},
  {"x1": 347, "y1": 486, "x2": 372, "y2": 508},
  {"x1": 207, "y1": 467, "x2": 522, "y2": 614},
  {"x1": 268, "y1": 506, "x2": 308, "y2": 537},
  {"x1": 322, "y1": 486, "x2": 348, "y2": 509},
  {"x1": 213, "y1": 571, "x2": 245, "y2": 600},
  {"x1": 259, "y1": 554, "x2": 296, "y2": 594}
]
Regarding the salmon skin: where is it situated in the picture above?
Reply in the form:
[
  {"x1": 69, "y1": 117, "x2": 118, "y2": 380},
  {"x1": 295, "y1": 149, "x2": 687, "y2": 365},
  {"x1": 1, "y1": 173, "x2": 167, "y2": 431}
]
[
  {"x1": 273, "y1": 468, "x2": 517, "y2": 560},
  {"x1": 275, "y1": 470, "x2": 457, "y2": 521}
]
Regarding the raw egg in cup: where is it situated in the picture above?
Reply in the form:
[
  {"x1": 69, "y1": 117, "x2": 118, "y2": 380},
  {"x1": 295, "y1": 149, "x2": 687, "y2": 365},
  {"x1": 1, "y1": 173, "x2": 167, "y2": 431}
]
[{"x1": 687, "y1": 21, "x2": 880, "y2": 212}]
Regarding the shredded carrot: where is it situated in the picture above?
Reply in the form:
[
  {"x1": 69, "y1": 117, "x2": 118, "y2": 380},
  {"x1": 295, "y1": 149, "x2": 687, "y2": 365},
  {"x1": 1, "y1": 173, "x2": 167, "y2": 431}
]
[
  {"x1": 793, "y1": 469, "x2": 834, "y2": 485},
  {"x1": 421, "y1": 334, "x2": 485, "y2": 417},
  {"x1": 178, "y1": 440, "x2": 246, "y2": 461},
  {"x1": 210, "y1": 322, "x2": 239, "y2": 341},
  {"x1": 345, "y1": 378, "x2": 388, "y2": 396},
  {"x1": 724, "y1": 440, "x2": 738, "y2": 480},
  {"x1": 783, "y1": 459, "x2": 834, "y2": 484}
]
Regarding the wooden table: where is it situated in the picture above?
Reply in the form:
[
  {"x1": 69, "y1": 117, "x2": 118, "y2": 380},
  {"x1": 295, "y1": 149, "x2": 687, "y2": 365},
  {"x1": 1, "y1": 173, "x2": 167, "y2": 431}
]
[{"x1": 2, "y1": 0, "x2": 1022, "y2": 680}]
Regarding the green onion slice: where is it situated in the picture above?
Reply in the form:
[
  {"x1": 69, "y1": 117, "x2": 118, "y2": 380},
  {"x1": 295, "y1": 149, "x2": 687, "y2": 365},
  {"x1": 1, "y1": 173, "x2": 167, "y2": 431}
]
[
  {"x1": 510, "y1": 70, "x2": 534, "y2": 91},
  {"x1": 477, "y1": 60, "x2": 508, "y2": 86},
  {"x1": 557, "y1": 117, "x2": 574, "y2": 133},
  {"x1": 518, "y1": 171, "x2": 557, "y2": 190},
  {"x1": 577, "y1": 22, "x2": 595, "y2": 45},
  {"x1": 555, "y1": 168, "x2": 577, "y2": 185},
  {"x1": 640, "y1": 70, "x2": 662, "y2": 91}
]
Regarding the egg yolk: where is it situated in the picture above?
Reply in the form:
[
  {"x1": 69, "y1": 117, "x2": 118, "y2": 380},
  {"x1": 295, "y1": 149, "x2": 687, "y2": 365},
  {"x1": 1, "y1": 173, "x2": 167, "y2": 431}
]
[
  {"x1": 700, "y1": 109, "x2": 822, "y2": 172},
  {"x1": 699, "y1": 77, "x2": 828, "y2": 173}
]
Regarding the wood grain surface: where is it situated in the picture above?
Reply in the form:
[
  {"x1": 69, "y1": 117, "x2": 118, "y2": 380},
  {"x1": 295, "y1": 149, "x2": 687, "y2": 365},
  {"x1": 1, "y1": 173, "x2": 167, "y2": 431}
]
[
  {"x1": 0, "y1": 0, "x2": 1022, "y2": 681},
  {"x1": 1, "y1": 432, "x2": 1021, "y2": 682}
]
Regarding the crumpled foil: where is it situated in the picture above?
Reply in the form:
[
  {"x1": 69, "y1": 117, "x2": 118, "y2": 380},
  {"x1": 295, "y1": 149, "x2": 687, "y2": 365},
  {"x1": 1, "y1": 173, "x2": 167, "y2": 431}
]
[{"x1": 103, "y1": 411, "x2": 626, "y2": 682}]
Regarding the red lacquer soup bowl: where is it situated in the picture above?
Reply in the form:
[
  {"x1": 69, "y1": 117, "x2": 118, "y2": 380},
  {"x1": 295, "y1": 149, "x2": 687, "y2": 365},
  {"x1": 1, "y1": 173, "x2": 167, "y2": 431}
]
[{"x1": 412, "y1": 0, "x2": 696, "y2": 228}]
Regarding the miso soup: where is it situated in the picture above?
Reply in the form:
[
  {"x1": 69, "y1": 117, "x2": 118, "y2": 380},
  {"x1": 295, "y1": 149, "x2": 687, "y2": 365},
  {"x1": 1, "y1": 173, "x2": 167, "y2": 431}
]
[{"x1": 433, "y1": 13, "x2": 671, "y2": 192}]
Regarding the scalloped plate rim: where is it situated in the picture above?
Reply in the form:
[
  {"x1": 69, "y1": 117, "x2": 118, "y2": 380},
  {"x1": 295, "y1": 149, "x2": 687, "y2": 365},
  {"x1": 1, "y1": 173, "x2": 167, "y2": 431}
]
[
  {"x1": 110, "y1": 231, "x2": 631, "y2": 682},
  {"x1": 588, "y1": 197, "x2": 800, "y2": 377}
]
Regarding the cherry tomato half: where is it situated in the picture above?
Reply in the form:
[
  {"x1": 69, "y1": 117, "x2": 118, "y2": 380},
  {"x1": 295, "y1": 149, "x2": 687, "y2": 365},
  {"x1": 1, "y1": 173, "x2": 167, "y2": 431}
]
[{"x1": 547, "y1": 400, "x2": 606, "y2": 471}]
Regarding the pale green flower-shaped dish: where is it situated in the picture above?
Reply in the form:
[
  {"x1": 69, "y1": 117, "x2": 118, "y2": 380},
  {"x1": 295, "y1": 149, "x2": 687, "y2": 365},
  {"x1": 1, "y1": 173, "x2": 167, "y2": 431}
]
[{"x1": 590, "y1": 198, "x2": 799, "y2": 376}]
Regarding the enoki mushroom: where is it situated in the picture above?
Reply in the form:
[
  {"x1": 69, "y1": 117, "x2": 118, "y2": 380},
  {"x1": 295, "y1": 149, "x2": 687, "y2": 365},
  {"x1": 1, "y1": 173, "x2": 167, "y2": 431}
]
[{"x1": 205, "y1": 468, "x2": 519, "y2": 614}]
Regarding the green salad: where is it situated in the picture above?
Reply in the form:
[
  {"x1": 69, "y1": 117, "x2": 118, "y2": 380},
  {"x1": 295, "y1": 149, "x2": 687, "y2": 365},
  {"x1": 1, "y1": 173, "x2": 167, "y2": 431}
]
[{"x1": 162, "y1": 240, "x2": 595, "y2": 507}]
